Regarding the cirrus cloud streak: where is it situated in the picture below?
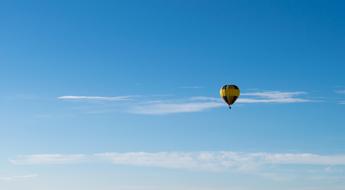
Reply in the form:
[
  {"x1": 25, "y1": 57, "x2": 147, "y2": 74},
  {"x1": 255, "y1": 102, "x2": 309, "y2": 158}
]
[
  {"x1": 10, "y1": 154, "x2": 87, "y2": 165},
  {"x1": 0, "y1": 174, "x2": 37, "y2": 181},
  {"x1": 57, "y1": 91, "x2": 315, "y2": 115},
  {"x1": 129, "y1": 91, "x2": 313, "y2": 115},
  {"x1": 58, "y1": 96, "x2": 134, "y2": 101},
  {"x1": 10, "y1": 151, "x2": 345, "y2": 173}
]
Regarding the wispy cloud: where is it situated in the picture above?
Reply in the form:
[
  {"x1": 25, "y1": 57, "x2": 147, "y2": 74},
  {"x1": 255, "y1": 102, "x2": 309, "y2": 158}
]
[
  {"x1": 335, "y1": 89, "x2": 345, "y2": 94},
  {"x1": 258, "y1": 153, "x2": 345, "y2": 165},
  {"x1": 58, "y1": 96, "x2": 133, "y2": 101},
  {"x1": 10, "y1": 154, "x2": 87, "y2": 165},
  {"x1": 335, "y1": 89, "x2": 345, "y2": 104},
  {"x1": 128, "y1": 91, "x2": 312, "y2": 115},
  {"x1": 10, "y1": 152, "x2": 345, "y2": 173},
  {"x1": 193, "y1": 91, "x2": 312, "y2": 104},
  {"x1": 239, "y1": 91, "x2": 312, "y2": 103},
  {"x1": 95, "y1": 152, "x2": 345, "y2": 172},
  {"x1": 0, "y1": 174, "x2": 37, "y2": 181},
  {"x1": 128, "y1": 100, "x2": 223, "y2": 115},
  {"x1": 57, "y1": 91, "x2": 314, "y2": 115}
]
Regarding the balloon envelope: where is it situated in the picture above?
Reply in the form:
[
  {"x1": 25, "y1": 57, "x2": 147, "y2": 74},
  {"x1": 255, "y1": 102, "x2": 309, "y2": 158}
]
[{"x1": 220, "y1": 85, "x2": 240, "y2": 106}]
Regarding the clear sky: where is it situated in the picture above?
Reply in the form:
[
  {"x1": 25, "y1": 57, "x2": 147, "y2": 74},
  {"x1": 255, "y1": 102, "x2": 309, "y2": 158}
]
[{"x1": 1, "y1": 0, "x2": 345, "y2": 190}]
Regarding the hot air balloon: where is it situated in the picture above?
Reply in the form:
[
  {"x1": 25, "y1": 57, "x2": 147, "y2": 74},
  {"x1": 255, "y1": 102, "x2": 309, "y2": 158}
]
[{"x1": 220, "y1": 84, "x2": 240, "y2": 109}]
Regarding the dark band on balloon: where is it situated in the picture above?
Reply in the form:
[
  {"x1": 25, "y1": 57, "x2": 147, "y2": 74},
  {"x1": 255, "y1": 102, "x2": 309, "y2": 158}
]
[{"x1": 223, "y1": 96, "x2": 229, "y2": 105}]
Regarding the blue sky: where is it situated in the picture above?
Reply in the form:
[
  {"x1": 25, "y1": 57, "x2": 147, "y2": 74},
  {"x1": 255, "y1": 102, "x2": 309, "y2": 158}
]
[{"x1": 1, "y1": 0, "x2": 345, "y2": 189}]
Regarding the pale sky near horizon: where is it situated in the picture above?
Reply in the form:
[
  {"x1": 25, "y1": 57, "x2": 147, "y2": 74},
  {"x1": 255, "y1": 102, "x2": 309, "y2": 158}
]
[{"x1": 1, "y1": 0, "x2": 345, "y2": 190}]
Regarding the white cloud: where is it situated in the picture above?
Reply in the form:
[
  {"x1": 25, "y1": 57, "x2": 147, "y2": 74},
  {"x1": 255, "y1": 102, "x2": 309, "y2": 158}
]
[
  {"x1": 190, "y1": 96, "x2": 219, "y2": 101},
  {"x1": 58, "y1": 96, "x2": 133, "y2": 101},
  {"x1": 128, "y1": 91, "x2": 312, "y2": 115},
  {"x1": 58, "y1": 91, "x2": 314, "y2": 115},
  {"x1": 10, "y1": 152, "x2": 345, "y2": 173},
  {"x1": 0, "y1": 174, "x2": 37, "y2": 181},
  {"x1": 336, "y1": 89, "x2": 345, "y2": 104},
  {"x1": 94, "y1": 152, "x2": 261, "y2": 172},
  {"x1": 238, "y1": 91, "x2": 311, "y2": 103},
  {"x1": 10, "y1": 154, "x2": 87, "y2": 165},
  {"x1": 128, "y1": 101, "x2": 223, "y2": 115},
  {"x1": 95, "y1": 152, "x2": 345, "y2": 172},
  {"x1": 258, "y1": 153, "x2": 345, "y2": 165}
]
